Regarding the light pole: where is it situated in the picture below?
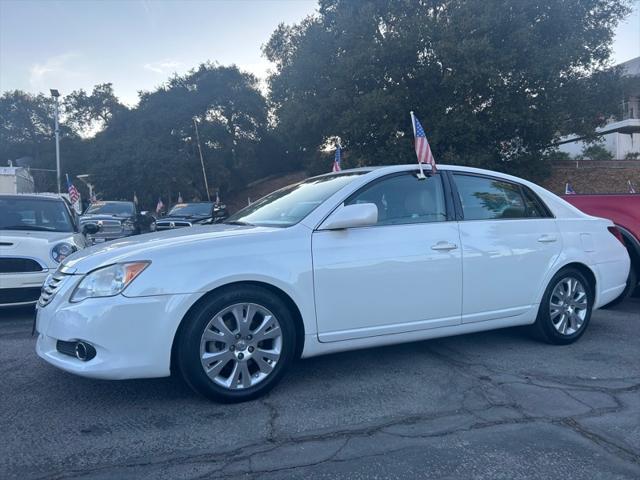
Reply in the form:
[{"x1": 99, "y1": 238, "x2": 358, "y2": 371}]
[
  {"x1": 193, "y1": 118, "x2": 211, "y2": 201},
  {"x1": 50, "y1": 89, "x2": 61, "y2": 193}
]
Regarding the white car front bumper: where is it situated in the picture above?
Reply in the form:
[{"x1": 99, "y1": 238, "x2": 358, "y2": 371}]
[
  {"x1": 35, "y1": 286, "x2": 195, "y2": 380},
  {"x1": 0, "y1": 270, "x2": 50, "y2": 307}
]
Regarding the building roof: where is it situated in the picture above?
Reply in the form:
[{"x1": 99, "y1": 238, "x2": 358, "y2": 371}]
[
  {"x1": 620, "y1": 56, "x2": 640, "y2": 77},
  {"x1": 0, "y1": 166, "x2": 30, "y2": 175}
]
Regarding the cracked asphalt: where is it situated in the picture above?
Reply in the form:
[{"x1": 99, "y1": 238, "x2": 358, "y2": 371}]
[{"x1": 1, "y1": 298, "x2": 639, "y2": 479}]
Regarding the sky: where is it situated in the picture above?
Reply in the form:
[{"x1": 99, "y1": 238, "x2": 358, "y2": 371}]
[{"x1": 0, "y1": 0, "x2": 638, "y2": 106}]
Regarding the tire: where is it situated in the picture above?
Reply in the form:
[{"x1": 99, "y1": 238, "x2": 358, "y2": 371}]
[
  {"x1": 176, "y1": 285, "x2": 297, "y2": 403},
  {"x1": 531, "y1": 267, "x2": 594, "y2": 345},
  {"x1": 601, "y1": 262, "x2": 637, "y2": 308}
]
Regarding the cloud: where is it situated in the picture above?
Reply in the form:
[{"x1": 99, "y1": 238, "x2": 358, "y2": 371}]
[
  {"x1": 143, "y1": 60, "x2": 183, "y2": 74},
  {"x1": 29, "y1": 52, "x2": 83, "y2": 90}
]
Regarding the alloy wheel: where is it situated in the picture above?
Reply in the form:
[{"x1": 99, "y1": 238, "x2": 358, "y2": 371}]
[
  {"x1": 549, "y1": 276, "x2": 588, "y2": 335},
  {"x1": 199, "y1": 303, "x2": 282, "y2": 390}
]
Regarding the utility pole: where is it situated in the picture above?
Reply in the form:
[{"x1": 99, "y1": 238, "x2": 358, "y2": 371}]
[
  {"x1": 193, "y1": 118, "x2": 211, "y2": 201},
  {"x1": 50, "y1": 89, "x2": 61, "y2": 193}
]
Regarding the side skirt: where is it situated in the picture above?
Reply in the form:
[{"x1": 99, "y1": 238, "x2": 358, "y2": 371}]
[{"x1": 301, "y1": 311, "x2": 537, "y2": 359}]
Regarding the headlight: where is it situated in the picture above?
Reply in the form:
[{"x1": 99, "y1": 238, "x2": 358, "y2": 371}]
[
  {"x1": 123, "y1": 219, "x2": 135, "y2": 230},
  {"x1": 70, "y1": 261, "x2": 150, "y2": 303},
  {"x1": 51, "y1": 242, "x2": 77, "y2": 263},
  {"x1": 150, "y1": 221, "x2": 157, "y2": 231}
]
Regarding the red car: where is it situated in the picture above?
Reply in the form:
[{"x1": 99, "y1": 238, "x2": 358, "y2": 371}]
[{"x1": 563, "y1": 194, "x2": 639, "y2": 302}]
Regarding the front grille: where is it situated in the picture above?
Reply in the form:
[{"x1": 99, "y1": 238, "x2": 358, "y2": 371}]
[
  {"x1": 81, "y1": 219, "x2": 122, "y2": 235},
  {"x1": 0, "y1": 257, "x2": 44, "y2": 273},
  {"x1": 0, "y1": 287, "x2": 41, "y2": 305},
  {"x1": 156, "y1": 221, "x2": 192, "y2": 230},
  {"x1": 38, "y1": 271, "x2": 68, "y2": 307}
]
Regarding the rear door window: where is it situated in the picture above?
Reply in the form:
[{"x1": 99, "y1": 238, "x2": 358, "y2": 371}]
[{"x1": 453, "y1": 174, "x2": 528, "y2": 221}]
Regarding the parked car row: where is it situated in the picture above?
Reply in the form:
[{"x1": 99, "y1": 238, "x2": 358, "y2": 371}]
[
  {"x1": 155, "y1": 202, "x2": 228, "y2": 231},
  {"x1": 0, "y1": 195, "x2": 229, "y2": 307},
  {"x1": 80, "y1": 201, "x2": 156, "y2": 243}
]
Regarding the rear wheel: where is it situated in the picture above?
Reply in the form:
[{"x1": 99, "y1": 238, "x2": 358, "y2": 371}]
[
  {"x1": 177, "y1": 286, "x2": 296, "y2": 402},
  {"x1": 532, "y1": 267, "x2": 594, "y2": 345}
]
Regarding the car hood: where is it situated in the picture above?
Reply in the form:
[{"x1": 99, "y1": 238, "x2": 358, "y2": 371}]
[
  {"x1": 80, "y1": 214, "x2": 129, "y2": 222},
  {"x1": 0, "y1": 230, "x2": 78, "y2": 266},
  {"x1": 158, "y1": 215, "x2": 209, "y2": 222},
  {"x1": 0, "y1": 230, "x2": 76, "y2": 245},
  {"x1": 62, "y1": 223, "x2": 278, "y2": 274}
]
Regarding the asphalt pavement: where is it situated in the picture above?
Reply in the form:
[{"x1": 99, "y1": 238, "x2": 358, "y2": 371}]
[{"x1": 1, "y1": 298, "x2": 639, "y2": 479}]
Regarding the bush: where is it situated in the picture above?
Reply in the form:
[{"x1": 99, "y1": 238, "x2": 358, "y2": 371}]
[{"x1": 580, "y1": 144, "x2": 613, "y2": 161}]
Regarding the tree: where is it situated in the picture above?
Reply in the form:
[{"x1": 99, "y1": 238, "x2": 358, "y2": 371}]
[
  {"x1": 580, "y1": 143, "x2": 614, "y2": 161},
  {"x1": 87, "y1": 64, "x2": 271, "y2": 208},
  {"x1": 63, "y1": 83, "x2": 127, "y2": 136},
  {"x1": 265, "y1": 0, "x2": 631, "y2": 179},
  {"x1": 0, "y1": 90, "x2": 83, "y2": 191},
  {"x1": 0, "y1": 90, "x2": 54, "y2": 162}
]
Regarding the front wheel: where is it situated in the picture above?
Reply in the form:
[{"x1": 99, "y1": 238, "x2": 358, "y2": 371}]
[
  {"x1": 176, "y1": 286, "x2": 297, "y2": 403},
  {"x1": 531, "y1": 268, "x2": 594, "y2": 345}
]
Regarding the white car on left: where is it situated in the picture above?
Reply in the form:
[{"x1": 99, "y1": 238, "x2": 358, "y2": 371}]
[{"x1": 0, "y1": 194, "x2": 89, "y2": 307}]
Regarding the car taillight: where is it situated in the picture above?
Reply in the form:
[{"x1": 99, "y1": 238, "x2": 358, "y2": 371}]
[{"x1": 607, "y1": 226, "x2": 625, "y2": 246}]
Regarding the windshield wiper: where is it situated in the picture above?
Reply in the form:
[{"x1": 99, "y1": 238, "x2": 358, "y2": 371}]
[
  {"x1": 223, "y1": 220, "x2": 254, "y2": 226},
  {"x1": 0, "y1": 225, "x2": 57, "y2": 231}
]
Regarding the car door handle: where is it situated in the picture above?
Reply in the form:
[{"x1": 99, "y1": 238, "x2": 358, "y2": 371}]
[
  {"x1": 431, "y1": 241, "x2": 458, "y2": 251},
  {"x1": 537, "y1": 235, "x2": 557, "y2": 243}
]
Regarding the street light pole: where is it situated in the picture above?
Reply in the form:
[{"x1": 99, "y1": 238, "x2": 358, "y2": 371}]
[
  {"x1": 193, "y1": 118, "x2": 211, "y2": 201},
  {"x1": 50, "y1": 89, "x2": 61, "y2": 193}
]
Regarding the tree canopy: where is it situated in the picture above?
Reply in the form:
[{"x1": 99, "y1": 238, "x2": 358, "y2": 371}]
[
  {"x1": 0, "y1": 0, "x2": 632, "y2": 206},
  {"x1": 265, "y1": 0, "x2": 631, "y2": 177}
]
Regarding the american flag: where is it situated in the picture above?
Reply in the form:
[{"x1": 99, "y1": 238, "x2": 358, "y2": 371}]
[
  {"x1": 332, "y1": 144, "x2": 342, "y2": 172},
  {"x1": 411, "y1": 112, "x2": 436, "y2": 172},
  {"x1": 629, "y1": 180, "x2": 637, "y2": 194},
  {"x1": 156, "y1": 197, "x2": 164, "y2": 214},
  {"x1": 565, "y1": 182, "x2": 576, "y2": 195},
  {"x1": 66, "y1": 174, "x2": 80, "y2": 205}
]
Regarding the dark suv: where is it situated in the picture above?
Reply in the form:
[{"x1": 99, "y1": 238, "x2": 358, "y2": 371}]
[
  {"x1": 80, "y1": 201, "x2": 155, "y2": 243},
  {"x1": 155, "y1": 202, "x2": 228, "y2": 231}
]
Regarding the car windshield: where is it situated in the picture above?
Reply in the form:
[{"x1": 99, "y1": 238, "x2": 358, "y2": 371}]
[
  {"x1": 0, "y1": 197, "x2": 74, "y2": 232},
  {"x1": 226, "y1": 172, "x2": 366, "y2": 227},
  {"x1": 168, "y1": 203, "x2": 213, "y2": 216},
  {"x1": 84, "y1": 201, "x2": 135, "y2": 216}
]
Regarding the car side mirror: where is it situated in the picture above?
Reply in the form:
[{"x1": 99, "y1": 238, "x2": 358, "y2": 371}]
[
  {"x1": 82, "y1": 223, "x2": 99, "y2": 235},
  {"x1": 320, "y1": 203, "x2": 378, "y2": 230}
]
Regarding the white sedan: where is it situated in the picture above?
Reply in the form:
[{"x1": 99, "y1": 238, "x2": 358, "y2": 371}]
[{"x1": 35, "y1": 165, "x2": 630, "y2": 402}]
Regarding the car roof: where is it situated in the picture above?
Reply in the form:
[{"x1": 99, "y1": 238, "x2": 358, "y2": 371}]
[
  {"x1": 0, "y1": 193, "x2": 65, "y2": 202},
  {"x1": 313, "y1": 164, "x2": 526, "y2": 183}
]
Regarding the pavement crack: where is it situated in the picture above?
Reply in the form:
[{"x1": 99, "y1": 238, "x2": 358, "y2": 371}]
[{"x1": 559, "y1": 418, "x2": 640, "y2": 466}]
